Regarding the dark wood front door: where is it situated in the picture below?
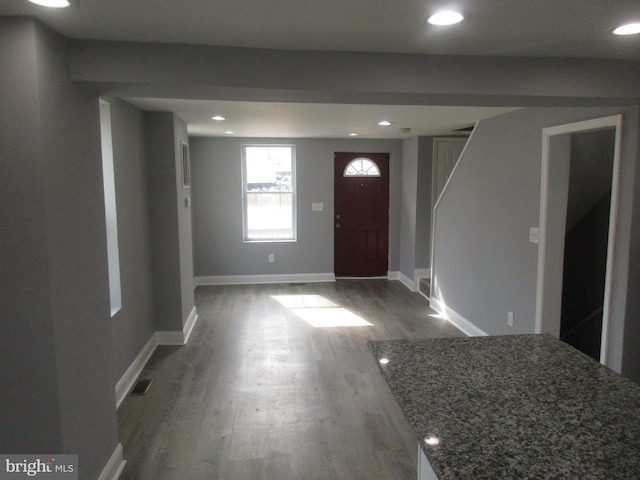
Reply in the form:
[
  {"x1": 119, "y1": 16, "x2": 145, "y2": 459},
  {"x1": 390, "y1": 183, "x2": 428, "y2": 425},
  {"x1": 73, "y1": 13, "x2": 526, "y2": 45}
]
[{"x1": 334, "y1": 152, "x2": 390, "y2": 277}]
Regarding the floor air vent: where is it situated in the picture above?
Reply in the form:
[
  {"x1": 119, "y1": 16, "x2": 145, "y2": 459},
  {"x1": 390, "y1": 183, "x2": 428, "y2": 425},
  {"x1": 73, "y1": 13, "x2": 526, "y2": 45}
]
[{"x1": 130, "y1": 379, "x2": 153, "y2": 396}]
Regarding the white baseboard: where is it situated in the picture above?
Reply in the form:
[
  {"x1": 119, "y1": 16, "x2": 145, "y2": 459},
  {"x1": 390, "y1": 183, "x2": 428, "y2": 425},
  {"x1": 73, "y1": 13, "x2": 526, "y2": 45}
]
[
  {"x1": 415, "y1": 269, "x2": 431, "y2": 300},
  {"x1": 397, "y1": 272, "x2": 417, "y2": 291},
  {"x1": 195, "y1": 272, "x2": 336, "y2": 286},
  {"x1": 115, "y1": 335, "x2": 157, "y2": 408},
  {"x1": 98, "y1": 443, "x2": 126, "y2": 480},
  {"x1": 115, "y1": 307, "x2": 200, "y2": 408},
  {"x1": 387, "y1": 271, "x2": 400, "y2": 281},
  {"x1": 429, "y1": 296, "x2": 488, "y2": 337},
  {"x1": 388, "y1": 271, "x2": 413, "y2": 290},
  {"x1": 389, "y1": 270, "x2": 429, "y2": 293},
  {"x1": 415, "y1": 268, "x2": 430, "y2": 279},
  {"x1": 183, "y1": 306, "x2": 198, "y2": 344},
  {"x1": 155, "y1": 330, "x2": 186, "y2": 345},
  {"x1": 389, "y1": 271, "x2": 421, "y2": 292},
  {"x1": 156, "y1": 306, "x2": 201, "y2": 345}
]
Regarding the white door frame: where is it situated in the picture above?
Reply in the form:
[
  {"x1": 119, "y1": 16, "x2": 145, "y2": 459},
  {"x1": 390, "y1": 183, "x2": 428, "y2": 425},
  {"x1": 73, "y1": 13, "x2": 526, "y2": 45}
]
[{"x1": 535, "y1": 114, "x2": 623, "y2": 365}]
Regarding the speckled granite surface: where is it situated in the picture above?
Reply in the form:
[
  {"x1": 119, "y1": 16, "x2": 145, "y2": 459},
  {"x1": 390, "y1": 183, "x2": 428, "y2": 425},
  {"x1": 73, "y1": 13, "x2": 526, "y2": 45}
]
[{"x1": 368, "y1": 334, "x2": 640, "y2": 479}]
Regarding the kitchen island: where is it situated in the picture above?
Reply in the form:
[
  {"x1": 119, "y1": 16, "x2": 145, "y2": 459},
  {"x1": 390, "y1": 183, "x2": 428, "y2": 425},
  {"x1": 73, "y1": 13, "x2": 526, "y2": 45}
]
[{"x1": 368, "y1": 334, "x2": 640, "y2": 479}]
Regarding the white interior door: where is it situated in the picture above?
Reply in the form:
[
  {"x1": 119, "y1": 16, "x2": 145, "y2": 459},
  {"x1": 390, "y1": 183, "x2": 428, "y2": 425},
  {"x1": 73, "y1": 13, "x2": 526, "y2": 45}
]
[{"x1": 433, "y1": 138, "x2": 467, "y2": 204}]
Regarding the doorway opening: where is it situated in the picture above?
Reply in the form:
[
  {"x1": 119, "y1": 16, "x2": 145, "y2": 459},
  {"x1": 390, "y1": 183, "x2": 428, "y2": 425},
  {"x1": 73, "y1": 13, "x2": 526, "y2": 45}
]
[{"x1": 535, "y1": 115, "x2": 622, "y2": 365}]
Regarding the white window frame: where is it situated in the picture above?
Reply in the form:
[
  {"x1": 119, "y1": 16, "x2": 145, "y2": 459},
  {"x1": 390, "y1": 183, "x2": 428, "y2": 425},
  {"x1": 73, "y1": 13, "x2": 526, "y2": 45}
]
[{"x1": 241, "y1": 144, "x2": 297, "y2": 242}]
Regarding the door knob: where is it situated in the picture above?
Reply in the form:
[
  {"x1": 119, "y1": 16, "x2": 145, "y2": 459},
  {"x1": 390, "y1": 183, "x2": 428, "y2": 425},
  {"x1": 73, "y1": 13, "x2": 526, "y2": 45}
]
[{"x1": 335, "y1": 222, "x2": 341, "y2": 228}]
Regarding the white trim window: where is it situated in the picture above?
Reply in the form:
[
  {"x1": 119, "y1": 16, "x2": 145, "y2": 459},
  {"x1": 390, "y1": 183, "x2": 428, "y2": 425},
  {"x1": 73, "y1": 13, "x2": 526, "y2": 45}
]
[
  {"x1": 343, "y1": 157, "x2": 381, "y2": 177},
  {"x1": 242, "y1": 144, "x2": 296, "y2": 242}
]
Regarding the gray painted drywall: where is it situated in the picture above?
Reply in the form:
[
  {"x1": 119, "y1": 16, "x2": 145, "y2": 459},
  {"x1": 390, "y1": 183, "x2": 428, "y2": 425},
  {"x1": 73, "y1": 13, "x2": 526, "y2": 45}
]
[
  {"x1": 173, "y1": 116, "x2": 196, "y2": 321},
  {"x1": 400, "y1": 137, "x2": 418, "y2": 280},
  {"x1": 0, "y1": 17, "x2": 120, "y2": 479},
  {"x1": 190, "y1": 137, "x2": 402, "y2": 277},
  {"x1": 432, "y1": 106, "x2": 640, "y2": 379},
  {"x1": 0, "y1": 16, "x2": 64, "y2": 455},
  {"x1": 108, "y1": 98, "x2": 156, "y2": 381},
  {"x1": 415, "y1": 137, "x2": 435, "y2": 270},
  {"x1": 146, "y1": 113, "x2": 194, "y2": 331},
  {"x1": 68, "y1": 41, "x2": 640, "y2": 107},
  {"x1": 399, "y1": 136, "x2": 436, "y2": 281},
  {"x1": 622, "y1": 111, "x2": 640, "y2": 384}
]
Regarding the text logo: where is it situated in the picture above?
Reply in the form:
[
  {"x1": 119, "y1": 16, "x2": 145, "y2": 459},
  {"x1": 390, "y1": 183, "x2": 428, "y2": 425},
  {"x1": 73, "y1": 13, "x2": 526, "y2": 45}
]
[{"x1": 0, "y1": 455, "x2": 77, "y2": 480}]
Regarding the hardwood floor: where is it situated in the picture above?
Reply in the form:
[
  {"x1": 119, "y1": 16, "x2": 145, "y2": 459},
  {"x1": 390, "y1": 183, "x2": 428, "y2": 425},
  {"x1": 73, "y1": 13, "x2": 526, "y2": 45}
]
[{"x1": 118, "y1": 280, "x2": 463, "y2": 480}]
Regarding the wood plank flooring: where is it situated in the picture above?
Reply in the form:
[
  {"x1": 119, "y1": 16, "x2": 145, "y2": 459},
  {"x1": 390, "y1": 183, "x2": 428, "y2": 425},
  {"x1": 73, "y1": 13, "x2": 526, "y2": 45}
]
[{"x1": 117, "y1": 280, "x2": 463, "y2": 480}]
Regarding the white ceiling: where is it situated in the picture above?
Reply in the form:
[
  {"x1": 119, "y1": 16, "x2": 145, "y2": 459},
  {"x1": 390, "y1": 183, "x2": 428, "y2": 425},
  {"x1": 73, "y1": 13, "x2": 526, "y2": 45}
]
[
  {"x1": 3, "y1": 0, "x2": 640, "y2": 58},
  {"x1": 127, "y1": 98, "x2": 519, "y2": 139},
  {"x1": 3, "y1": 0, "x2": 639, "y2": 138}
]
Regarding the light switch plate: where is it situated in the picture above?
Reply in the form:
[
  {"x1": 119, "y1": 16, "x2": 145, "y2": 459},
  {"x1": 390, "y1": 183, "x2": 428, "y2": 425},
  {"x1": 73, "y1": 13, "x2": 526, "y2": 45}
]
[
  {"x1": 312, "y1": 202, "x2": 324, "y2": 211},
  {"x1": 529, "y1": 227, "x2": 539, "y2": 244}
]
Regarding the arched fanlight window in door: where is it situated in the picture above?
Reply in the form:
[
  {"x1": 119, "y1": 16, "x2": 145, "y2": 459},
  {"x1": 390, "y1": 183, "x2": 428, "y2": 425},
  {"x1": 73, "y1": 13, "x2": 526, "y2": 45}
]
[{"x1": 343, "y1": 157, "x2": 381, "y2": 177}]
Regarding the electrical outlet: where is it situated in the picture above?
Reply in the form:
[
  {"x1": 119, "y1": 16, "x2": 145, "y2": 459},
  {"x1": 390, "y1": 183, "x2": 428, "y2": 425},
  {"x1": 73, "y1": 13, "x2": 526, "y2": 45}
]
[
  {"x1": 507, "y1": 311, "x2": 514, "y2": 327},
  {"x1": 268, "y1": 254, "x2": 275, "y2": 263}
]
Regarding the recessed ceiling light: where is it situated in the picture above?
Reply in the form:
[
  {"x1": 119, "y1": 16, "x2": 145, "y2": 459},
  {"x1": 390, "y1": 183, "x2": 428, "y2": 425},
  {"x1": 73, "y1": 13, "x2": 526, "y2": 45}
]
[
  {"x1": 613, "y1": 23, "x2": 640, "y2": 35},
  {"x1": 348, "y1": 133, "x2": 359, "y2": 136},
  {"x1": 211, "y1": 115, "x2": 226, "y2": 121},
  {"x1": 378, "y1": 121, "x2": 392, "y2": 126},
  {"x1": 224, "y1": 131, "x2": 235, "y2": 135},
  {"x1": 27, "y1": 0, "x2": 70, "y2": 7},
  {"x1": 428, "y1": 11, "x2": 464, "y2": 26},
  {"x1": 425, "y1": 436, "x2": 441, "y2": 446}
]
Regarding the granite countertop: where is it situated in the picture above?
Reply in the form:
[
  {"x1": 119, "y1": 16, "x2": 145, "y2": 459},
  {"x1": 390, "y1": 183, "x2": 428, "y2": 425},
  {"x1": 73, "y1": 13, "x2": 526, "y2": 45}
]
[{"x1": 368, "y1": 334, "x2": 640, "y2": 479}]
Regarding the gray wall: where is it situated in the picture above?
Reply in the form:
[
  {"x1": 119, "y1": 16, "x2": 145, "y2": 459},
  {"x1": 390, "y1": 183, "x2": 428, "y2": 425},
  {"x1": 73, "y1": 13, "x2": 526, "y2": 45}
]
[
  {"x1": 432, "y1": 106, "x2": 640, "y2": 378},
  {"x1": 399, "y1": 136, "x2": 435, "y2": 282},
  {"x1": 190, "y1": 136, "x2": 403, "y2": 277},
  {"x1": 0, "y1": 15, "x2": 64, "y2": 455},
  {"x1": 0, "y1": 17, "x2": 119, "y2": 479},
  {"x1": 146, "y1": 113, "x2": 195, "y2": 331},
  {"x1": 415, "y1": 137, "x2": 435, "y2": 270},
  {"x1": 623, "y1": 112, "x2": 640, "y2": 384},
  {"x1": 173, "y1": 116, "x2": 196, "y2": 322},
  {"x1": 68, "y1": 40, "x2": 640, "y2": 107},
  {"x1": 400, "y1": 137, "x2": 419, "y2": 279},
  {"x1": 108, "y1": 98, "x2": 156, "y2": 381}
]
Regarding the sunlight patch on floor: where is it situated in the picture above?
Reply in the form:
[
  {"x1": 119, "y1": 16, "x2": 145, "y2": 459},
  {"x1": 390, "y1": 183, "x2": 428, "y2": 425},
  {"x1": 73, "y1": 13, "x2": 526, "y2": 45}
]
[
  {"x1": 271, "y1": 295, "x2": 373, "y2": 328},
  {"x1": 271, "y1": 294, "x2": 338, "y2": 309}
]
